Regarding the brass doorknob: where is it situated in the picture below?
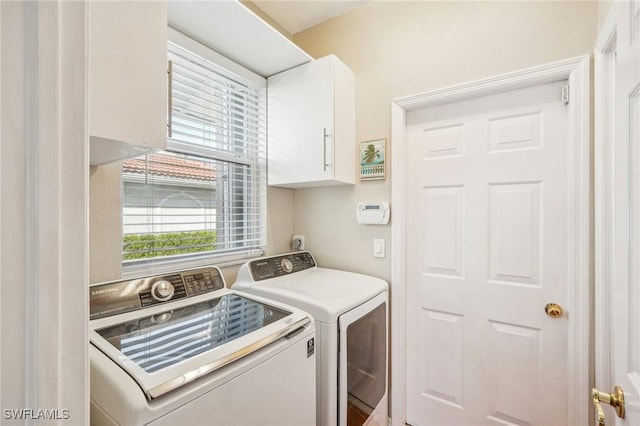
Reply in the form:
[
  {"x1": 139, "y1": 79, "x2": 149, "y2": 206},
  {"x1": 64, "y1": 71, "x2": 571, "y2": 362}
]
[
  {"x1": 592, "y1": 386, "x2": 625, "y2": 425},
  {"x1": 544, "y1": 303, "x2": 563, "y2": 318}
]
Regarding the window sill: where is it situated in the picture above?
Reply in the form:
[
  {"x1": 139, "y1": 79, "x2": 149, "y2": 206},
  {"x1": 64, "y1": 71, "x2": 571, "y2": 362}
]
[{"x1": 121, "y1": 248, "x2": 264, "y2": 280}]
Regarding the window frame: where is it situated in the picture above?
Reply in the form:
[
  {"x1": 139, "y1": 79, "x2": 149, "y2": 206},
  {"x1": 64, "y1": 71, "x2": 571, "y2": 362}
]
[{"x1": 121, "y1": 28, "x2": 267, "y2": 277}]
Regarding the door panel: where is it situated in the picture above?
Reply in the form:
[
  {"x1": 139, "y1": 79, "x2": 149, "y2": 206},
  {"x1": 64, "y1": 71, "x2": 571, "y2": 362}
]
[
  {"x1": 406, "y1": 81, "x2": 569, "y2": 425},
  {"x1": 420, "y1": 309, "x2": 464, "y2": 407},
  {"x1": 489, "y1": 182, "x2": 541, "y2": 286},
  {"x1": 422, "y1": 186, "x2": 464, "y2": 277}
]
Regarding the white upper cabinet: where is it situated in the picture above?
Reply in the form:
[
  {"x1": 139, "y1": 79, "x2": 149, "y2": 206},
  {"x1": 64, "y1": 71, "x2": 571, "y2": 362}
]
[
  {"x1": 89, "y1": 1, "x2": 168, "y2": 165},
  {"x1": 267, "y1": 55, "x2": 356, "y2": 188},
  {"x1": 167, "y1": 1, "x2": 311, "y2": 78}
]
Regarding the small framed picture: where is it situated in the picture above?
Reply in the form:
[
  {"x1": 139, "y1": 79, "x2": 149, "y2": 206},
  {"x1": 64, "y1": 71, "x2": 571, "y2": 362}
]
[{"x1": 360, "y1": 138, "x2": 386, "y2": 180}]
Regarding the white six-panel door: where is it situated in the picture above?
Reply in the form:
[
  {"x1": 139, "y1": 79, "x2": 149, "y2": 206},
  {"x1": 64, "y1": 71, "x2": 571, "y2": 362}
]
[{"x1": 405, "y1": 81, "x2": 570, "y2": 425}]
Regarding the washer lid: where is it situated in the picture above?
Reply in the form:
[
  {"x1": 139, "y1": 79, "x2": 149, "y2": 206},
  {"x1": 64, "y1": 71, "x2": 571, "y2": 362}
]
[
  {"x1": 234, "y1": 267, "x2": 388, "y2": 323},
  {"x1": 90, "y1": 289, "x2": 311, "y2": 399}
]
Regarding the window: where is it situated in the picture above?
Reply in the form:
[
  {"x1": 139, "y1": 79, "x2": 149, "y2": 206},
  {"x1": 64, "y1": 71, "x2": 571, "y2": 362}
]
[{"x1": 122, "y1": 38, "x2": 266, "y2": 271}]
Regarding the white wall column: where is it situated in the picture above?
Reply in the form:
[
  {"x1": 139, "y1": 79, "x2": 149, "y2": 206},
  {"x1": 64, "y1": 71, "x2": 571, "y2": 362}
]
[{"x1": 1, "y1": 1, "x2": 88, "y2": 424}]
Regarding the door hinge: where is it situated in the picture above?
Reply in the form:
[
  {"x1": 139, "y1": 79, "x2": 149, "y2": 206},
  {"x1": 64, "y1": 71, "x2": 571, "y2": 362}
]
[{"x1": 562, "y1": 85, "x2": 570, "y2": 105}]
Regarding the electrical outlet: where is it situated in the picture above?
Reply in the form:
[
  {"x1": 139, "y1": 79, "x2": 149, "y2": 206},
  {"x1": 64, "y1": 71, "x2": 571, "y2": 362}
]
[{"x1": 292, "y1": 235, "x2": 305, "y2": 251}]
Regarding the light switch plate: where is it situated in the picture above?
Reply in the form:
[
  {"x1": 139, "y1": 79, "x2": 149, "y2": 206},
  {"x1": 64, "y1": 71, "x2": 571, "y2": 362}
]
[{"x1": 373, "y1": 238, "x2": 385, "y2": 258}]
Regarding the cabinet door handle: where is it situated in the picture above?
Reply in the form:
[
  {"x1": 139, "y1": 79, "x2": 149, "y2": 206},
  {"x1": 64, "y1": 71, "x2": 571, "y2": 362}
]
[
  {"x1": 323, "y1": 128, "x2": 330, "y2": 171},
  {"x1": 167, "y1": 60, "x2": 173, "y2": 138}
]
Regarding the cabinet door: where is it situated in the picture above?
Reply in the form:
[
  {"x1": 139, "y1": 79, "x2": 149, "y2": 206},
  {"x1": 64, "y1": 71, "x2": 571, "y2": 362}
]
[
  {"x1": 89, "y1": 0, "x2": 167, "y2": 165},
  {"x1": 268, "y1": 57, "x2": 334, "y2": 187},
  {"x1": 332, "y1": 58, "x2": 356, "y2": 185}
]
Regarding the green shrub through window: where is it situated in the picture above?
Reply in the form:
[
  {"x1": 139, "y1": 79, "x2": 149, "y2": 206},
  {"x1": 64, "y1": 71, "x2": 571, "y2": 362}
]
[{"x1": 123, "y1": 230, "x2": 217, "y2": 260}]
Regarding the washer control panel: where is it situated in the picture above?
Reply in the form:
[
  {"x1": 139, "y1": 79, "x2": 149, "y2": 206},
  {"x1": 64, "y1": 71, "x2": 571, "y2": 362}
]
[
  {"x1": 90, "y1": 267, "x2": 225, "y2": 319},
  {"x1": 138, "y1": 274, "x2": 186, "y2": 307},
  {"x1": 150, "y1": 280, "x2": 175, "y2": 301},
  {"x1": 248, "y1": 251, "x2": 316, "y2": 281}
]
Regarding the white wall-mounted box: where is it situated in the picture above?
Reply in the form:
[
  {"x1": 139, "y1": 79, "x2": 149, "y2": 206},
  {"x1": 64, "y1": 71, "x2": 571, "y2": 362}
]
[{"x1": 356, "y1": 202, "x2": 390, "y2": 225}]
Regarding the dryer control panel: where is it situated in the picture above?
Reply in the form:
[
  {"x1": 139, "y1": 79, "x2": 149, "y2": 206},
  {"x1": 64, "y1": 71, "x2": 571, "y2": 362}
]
[
  {"x1": 248, "y1": 251, "x2": 316, "y2": 281},
  {"x1": 89, "y1": 267, "x2": 226, "y2": 320}
]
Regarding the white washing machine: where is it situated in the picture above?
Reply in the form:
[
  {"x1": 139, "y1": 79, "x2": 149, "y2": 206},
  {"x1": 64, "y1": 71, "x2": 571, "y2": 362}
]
[
  {"x1": 89, "y1": 265, "x2": 316, "y2": 426},
  {"x1": 234, "y1": 251, "x2": 388, "y2": 426}
]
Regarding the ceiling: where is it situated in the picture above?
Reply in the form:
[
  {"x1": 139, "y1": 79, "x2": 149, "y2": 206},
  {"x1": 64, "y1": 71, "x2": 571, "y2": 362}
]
[{"x1": 251, "y1": 1, "x2": 368, "y2": 35}]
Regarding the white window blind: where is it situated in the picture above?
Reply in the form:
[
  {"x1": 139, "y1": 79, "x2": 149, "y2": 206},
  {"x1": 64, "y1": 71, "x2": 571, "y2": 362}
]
[{"x1": 122, "y1": 40, "x2": 267, "y2": 270}]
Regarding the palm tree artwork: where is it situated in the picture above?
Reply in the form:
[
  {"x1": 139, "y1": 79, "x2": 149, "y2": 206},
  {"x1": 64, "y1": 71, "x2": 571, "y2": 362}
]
[
  {"x1": 362, "y1": 143, "x2": 380, "y2": 164},
  {"x1": 360, "y1": 139, "x2": 385, "y2": 180}
]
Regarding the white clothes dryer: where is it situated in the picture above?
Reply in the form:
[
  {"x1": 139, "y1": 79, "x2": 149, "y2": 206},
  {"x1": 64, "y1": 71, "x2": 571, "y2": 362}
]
[
  {"x1": 89, "y1": 265, "x2": 316, "y2": 426},
  {"x1": 234, "y1": 251, "x2": 388, "y2": 426}
]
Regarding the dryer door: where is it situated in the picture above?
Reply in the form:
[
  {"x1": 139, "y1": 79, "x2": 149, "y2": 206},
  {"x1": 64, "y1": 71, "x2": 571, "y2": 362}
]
[{"x1": 338, "y1": 292, "x2": 388, "y2": 426}]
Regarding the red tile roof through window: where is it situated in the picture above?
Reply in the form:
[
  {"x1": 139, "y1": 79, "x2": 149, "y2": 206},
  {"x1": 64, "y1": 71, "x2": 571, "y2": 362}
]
[{"x1": 123, "y1": 155, "x2": 216, "y2": 182}]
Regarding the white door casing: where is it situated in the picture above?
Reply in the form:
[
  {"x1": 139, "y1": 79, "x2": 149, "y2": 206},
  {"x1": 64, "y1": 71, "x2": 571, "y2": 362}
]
[
  {"x1": 594, "y1": 3, "x2": 617, "y2": 401},
  {"x1": 391, "y1": 56, "x2": 591, "y2": 426},
  {"x1": 595, "y1": 2, "x2": 640, "y2": 424},
  {"x1": 0, "y1": 1, "x2": 89, "y2": 422}
]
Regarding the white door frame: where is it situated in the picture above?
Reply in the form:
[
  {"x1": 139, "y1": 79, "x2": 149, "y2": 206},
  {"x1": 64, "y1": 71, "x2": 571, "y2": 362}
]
[
  {"x1": 390, "y1": 56, "x2": 591, "y2": 426},
  {"x1": 0, "y1": 1, "x2": 89, "y2": 421},
  {"x1": 594, "y1": 5, "x2": 617, "y2": 397}
]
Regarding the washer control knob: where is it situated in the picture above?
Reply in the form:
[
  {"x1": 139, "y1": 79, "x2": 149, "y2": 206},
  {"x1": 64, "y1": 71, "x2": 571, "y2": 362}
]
[
  {"x1": 151, "y1": 280, "x2": 175, "y2": 302},
  {"x1": 281, "y1": 258, "x2": 294, "y2": 273}
]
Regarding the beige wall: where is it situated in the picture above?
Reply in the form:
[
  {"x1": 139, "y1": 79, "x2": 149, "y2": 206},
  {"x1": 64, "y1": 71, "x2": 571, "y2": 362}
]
[
  {"x1": 290, "y1": 1, "x2": 599, "y2": 282},
  {"x1": 90, "y1": 163, "x2": 122, "y2": 283}
]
